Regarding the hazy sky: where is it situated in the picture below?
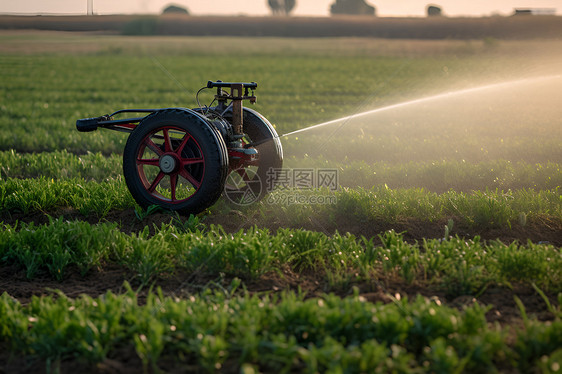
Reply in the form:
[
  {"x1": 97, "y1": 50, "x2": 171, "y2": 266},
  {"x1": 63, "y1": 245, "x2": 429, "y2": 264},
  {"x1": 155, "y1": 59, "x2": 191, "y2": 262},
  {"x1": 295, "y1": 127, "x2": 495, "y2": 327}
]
[{"x1": 1, "y1": 0, "x2": 560, "y2": 17}]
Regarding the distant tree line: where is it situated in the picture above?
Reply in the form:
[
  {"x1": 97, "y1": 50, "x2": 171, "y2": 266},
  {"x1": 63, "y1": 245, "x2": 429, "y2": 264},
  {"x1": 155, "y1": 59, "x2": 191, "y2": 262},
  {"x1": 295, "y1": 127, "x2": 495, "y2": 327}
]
[
  {"x1": 160, "y1": 1, "x2": 445, "y2": 18},
  {"x1": 164, "y1": 1, "x2": 443, "y2": 18},
  {"x1": 330, "y1": 0, "x2": 376, "y2": 16},
  {"x1": 162, "y1": 4, "x2": 189, "y2": 15}
]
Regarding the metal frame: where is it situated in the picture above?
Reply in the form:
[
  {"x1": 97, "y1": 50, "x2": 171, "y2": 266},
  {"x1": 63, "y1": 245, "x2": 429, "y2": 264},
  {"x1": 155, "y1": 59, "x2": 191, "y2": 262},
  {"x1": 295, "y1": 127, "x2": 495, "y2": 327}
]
[{"x1": 76, "y1": 81, "x2": 257, "y2": 137}]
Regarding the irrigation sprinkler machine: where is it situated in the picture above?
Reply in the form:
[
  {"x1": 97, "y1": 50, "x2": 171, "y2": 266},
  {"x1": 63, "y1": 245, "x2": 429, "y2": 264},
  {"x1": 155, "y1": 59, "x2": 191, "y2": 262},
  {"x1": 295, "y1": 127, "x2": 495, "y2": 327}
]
[{"x1": 76, "y1": 81, "x2": 283, "y2": 214}]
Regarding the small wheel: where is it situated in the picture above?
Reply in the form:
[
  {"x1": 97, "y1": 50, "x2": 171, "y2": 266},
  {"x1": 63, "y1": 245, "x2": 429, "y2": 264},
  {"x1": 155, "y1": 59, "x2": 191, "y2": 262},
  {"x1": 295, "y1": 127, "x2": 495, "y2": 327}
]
[
  {"x1": 223, "y1": 108, "x2": 283, "y2": 203},
  {"x1": 123, "y1": 109, "x2": 228, "y2": 215}
]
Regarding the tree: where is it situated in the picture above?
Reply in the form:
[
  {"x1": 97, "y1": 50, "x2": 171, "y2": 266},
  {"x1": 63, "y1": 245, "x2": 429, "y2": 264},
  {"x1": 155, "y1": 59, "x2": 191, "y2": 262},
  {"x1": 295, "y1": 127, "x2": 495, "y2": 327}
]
[
  {"x1": 284, "y1": 0, "x2": 296, "y2": 15},
  {"x1": 427, "y1": 5, "x2": 442, "y2": 17},
  {"x1": 267, "y1": 0, "x2": 296, "y2": 15},
  {"x1": 162, "y1": 4, "x2": 189, "y2": 15},
  {"x1": 330, "y1": 0, "x2": 376, "y2": 16}
]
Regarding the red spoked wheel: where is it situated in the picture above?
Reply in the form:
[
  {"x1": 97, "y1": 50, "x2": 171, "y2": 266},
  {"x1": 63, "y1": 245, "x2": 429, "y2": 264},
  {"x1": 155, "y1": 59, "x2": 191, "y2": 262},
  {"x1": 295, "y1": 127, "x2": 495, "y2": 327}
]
[
  {"x1": 136, "y1": 126, "x2": 204, "y2": 202},
  {"x1": 123, "y1": 109, "x2": 228, "y2": 215}
]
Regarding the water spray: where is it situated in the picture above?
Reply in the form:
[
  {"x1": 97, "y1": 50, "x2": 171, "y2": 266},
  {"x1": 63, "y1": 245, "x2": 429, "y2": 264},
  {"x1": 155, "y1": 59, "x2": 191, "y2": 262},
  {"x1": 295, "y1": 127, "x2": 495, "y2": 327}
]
[
  {"x1": 74, "y1": 73, "x2": 561, "y2": 215},
  {"x1": 281, "y1": 74, "x2": 562, "y2": 138}
]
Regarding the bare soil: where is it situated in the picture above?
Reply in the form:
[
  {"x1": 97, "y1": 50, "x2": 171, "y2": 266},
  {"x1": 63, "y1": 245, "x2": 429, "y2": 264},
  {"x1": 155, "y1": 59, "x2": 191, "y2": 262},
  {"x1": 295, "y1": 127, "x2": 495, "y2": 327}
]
[
  {"x1": 2, "y1": 207, "x2": 561, "y2": 246},
  {"x1": 1, "y1": 256, "x2": 558, "y2": 327}
]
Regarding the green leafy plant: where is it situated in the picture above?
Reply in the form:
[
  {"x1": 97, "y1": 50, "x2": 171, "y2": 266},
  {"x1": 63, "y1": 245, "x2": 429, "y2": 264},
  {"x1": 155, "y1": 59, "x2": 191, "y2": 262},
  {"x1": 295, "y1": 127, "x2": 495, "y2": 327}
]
[{"x1": 134, "y1": 204, "x2": 166, "y2": 221}]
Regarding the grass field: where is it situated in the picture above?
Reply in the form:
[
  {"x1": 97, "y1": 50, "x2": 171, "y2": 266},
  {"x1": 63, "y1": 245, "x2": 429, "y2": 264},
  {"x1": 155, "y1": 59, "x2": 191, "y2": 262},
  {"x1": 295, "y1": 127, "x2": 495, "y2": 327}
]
[{"x1": 0, "y1": 31, "x2": 561, "y2": 373}]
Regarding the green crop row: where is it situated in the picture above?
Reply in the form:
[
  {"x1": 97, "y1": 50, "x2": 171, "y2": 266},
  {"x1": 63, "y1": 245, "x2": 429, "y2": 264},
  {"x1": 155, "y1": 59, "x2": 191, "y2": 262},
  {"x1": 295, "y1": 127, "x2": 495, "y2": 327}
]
[
  {"x1": 1, "y1": 41, "x2": 554, "y2": 158},
  {"x1": 1, "y1": 286, "x2": 561, "y2": 373},
  {"x1": 1, "y1": 150, "x2": 560, "y2": 192},
  {"x1": 0, "y1": 176, "x2": 560, "y2": 228},
  {"x1": 0, "y1": 53, "x2": 455, "y2": 154},
  {"x1": 1, "y1": 219, "x2": 560, "y2": 293},
  {"x1": 0, "y1": 177, "x2": 134, "y2": 216},
  {"x1": 283, "y1": 129, "x2": 562, "y2": 165},
  {"x1": 0, "y1": 150, "x2": 122, "y2": 181},
  {"x1": 285, "y1": 156, "x2": 562, "y2": 192},
  {"x1": 268, "y1": 187, "x2": 562, "y2": 229}
]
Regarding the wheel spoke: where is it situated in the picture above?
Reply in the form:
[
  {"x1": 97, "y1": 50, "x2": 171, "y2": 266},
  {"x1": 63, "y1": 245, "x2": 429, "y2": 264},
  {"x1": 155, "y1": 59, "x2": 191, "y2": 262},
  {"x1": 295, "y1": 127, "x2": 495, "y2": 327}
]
[
  {"x1": 137, "y1": 158, "x2": 160, "y2": 167},
  {"x1": 133, "y1": 125, "x2": 209, "y2": 203},
  {"x1": 170, "y1": 174, "x2": 178, "y2": 201},
  {"x1": 163, "y1": 129, "x2": 173, "y2": 152},
  {"x1": 181, "y1": 157, "x2": 204, "y2": 166},
  {"x1": 179, "y1": 168, "x2": 201, "y2": 189},
  {"x1": 144, "y1": 138, "x2": 163, "y2": 157},
  {"x1": 176, "y1": 133, "x2": 191, "y2": 156},
  {"x1": 148, "y1": 171, "x2": 165, "y2": 192}
]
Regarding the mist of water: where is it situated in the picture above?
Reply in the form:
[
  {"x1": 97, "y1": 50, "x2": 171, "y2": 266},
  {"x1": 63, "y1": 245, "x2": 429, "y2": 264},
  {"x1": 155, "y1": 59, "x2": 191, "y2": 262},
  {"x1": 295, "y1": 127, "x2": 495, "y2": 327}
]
[
  {"x1": 282, "y1": 74, "x2": 562, "y2": 138},
  {"x1": 279, "y1": 72, "x2": 562, "y2": 179}
]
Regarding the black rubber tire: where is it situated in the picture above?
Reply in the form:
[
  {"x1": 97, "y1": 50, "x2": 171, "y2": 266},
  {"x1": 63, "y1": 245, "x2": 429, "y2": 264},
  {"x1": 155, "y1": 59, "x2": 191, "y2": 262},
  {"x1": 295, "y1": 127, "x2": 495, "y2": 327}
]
[
  {"x1": 123, "y1": 109, "x2": 228, "y2": 215},
  {"x1": 223, "y1": 107, "x2": 284, "y2": 200}
]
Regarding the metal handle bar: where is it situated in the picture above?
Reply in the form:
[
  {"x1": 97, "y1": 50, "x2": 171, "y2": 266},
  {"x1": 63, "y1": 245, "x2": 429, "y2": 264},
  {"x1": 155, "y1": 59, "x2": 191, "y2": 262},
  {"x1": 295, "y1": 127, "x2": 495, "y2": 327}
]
[{"x1": 207, "y1": 80, "x2": 258, "y2": 90}]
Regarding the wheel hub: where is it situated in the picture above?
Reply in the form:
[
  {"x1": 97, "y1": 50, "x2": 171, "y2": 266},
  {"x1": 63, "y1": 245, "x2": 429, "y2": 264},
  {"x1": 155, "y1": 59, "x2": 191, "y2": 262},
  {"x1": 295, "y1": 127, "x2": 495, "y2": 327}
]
[{"x1": 159, "y1": 154, "x2": 177, "y2": 174}]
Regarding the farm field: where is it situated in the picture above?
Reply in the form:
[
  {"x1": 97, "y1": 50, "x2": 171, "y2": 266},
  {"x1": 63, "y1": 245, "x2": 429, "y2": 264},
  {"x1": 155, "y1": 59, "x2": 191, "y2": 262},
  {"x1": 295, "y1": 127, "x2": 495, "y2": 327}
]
[
  {"x1": 0, "y1": 31, "x2": 561, "y2": 373},
  {"x1": 1, "y1": 14, "x2": 562, "y2": 40}
]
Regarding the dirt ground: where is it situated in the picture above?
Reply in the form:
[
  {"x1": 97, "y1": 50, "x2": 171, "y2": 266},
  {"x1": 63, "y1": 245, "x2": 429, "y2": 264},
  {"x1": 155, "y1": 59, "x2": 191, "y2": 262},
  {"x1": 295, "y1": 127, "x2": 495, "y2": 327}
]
[
  {"x1": 1, "y1": 208, "x2": 560, "y2": 326},
  {"x1": 3, "y1": 207, "x2": 561, "y2": 246},
  {"x1": 1, "y1": 208, "x2": 560, "y2": 373},
  {"x1": 1, "y1": 255, "x2": 557, "y2": 327}
]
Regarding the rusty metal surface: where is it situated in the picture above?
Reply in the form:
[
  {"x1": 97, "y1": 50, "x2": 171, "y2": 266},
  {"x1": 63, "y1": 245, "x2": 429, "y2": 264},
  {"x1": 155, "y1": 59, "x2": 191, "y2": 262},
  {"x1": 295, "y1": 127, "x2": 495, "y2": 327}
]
[{"x1": 231, "y1": 83, "x2": 244, "y2": 136}]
